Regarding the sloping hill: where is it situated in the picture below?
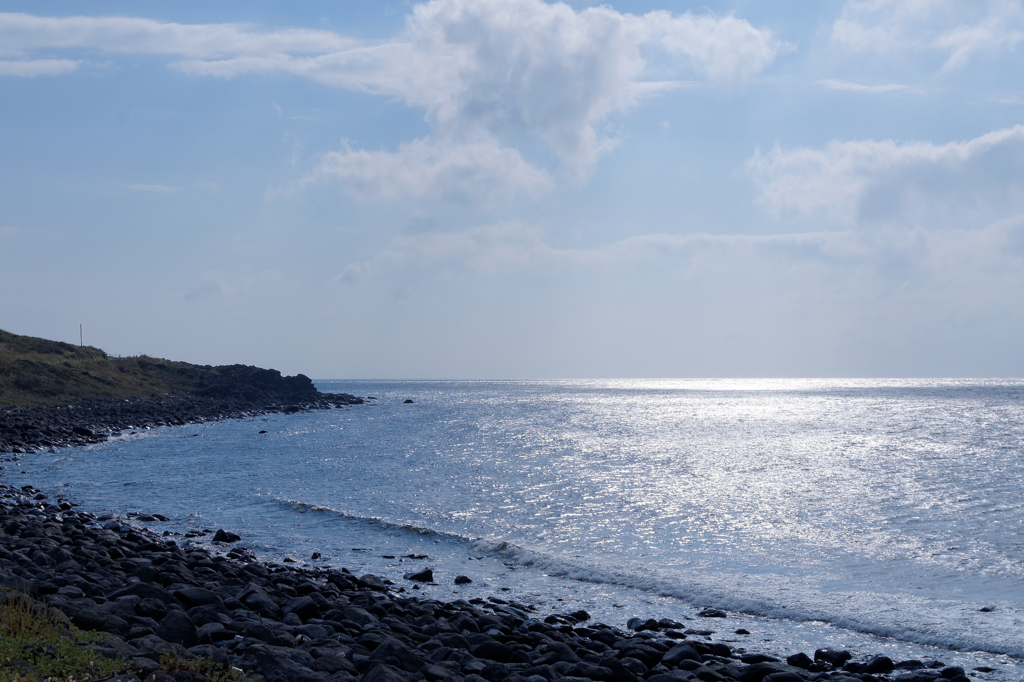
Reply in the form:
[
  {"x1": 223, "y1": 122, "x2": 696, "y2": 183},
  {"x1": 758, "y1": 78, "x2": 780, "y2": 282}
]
[{"x1": 0, "y1": 329, "x2": 318, "y2": 408}]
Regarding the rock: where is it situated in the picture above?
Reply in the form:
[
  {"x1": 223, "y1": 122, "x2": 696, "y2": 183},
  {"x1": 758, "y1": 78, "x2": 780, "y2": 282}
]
[
  {"x1": 814, "y1": 648, "x2": 852, "y2": 667},
  {"x1": 785, "y1": 653, "x2": 813, "y2": 669},
  {"x1": 155, "y1": 609, "x2": 198, "y2": 647},
  {"x1": 173, "y1": 587, "x2": 223, "y2": 609},
  {"x1": 404, "y1": 568, "x2": 433, "y2": 582},
  {"x1": 363, "y1": 662, "x2": 412, "y2": 682},
  {"x1": 212, "y1": 529, "x2": 240, "y2": 543},
  {"x1": 737, "y1": 662, "x2": 805, "y2": 682},
  {"x1": 404, "y1": 399, "x2": 414, "y2": 404},
  {"x1": 472, "y1": 640, "x2": 514, "y2": 663},
  {"x1": 661, "y1": 642, "x2": 702, "y2": 667},
  {"x1": 284, "y1": 595, "x2": 322, "y2": 622},
  {"x1": 865, "y1": 655, "x2": 895, "y2": 674},
  {"x1": 370, "y1": 637, "x2": 424, "y2": 672},
  {"x1": 237, "y1": 582, "x2": 281, "y2": 618},
  {"x1": 455, "y1": 575, "x2": 473, "y2": 585},
  {"x1": 358, "y1": 574, "x2": 387, "y2": 591},
  {"x1": 760, "y1": 673, "x2": 806, "y2": 682},
  {"x1": 697, "y1": 608, "x2": 726, "y2": 618}
]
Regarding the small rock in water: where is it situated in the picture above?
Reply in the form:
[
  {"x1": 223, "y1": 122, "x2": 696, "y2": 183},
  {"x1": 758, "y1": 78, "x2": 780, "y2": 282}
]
[
  {"x1": 311, "y1": 552, "x2": 321, "y2": 560},
  {"x1": 403, "y1": 399, "x2": 414, "y2": 403},
  {"x1": 404, "y1": 568, "x2": 433, "y2": 582},
  {"x1": 980, "y1": 605, "x2": 995, "y2": 612},
  {"x1": 212, "y1": 529, "x2": 241, "y2": 543},
  {"x1": 735, "y1": 628, "x2": 750, "y2": 635},
  {"x1": 454, "y1": 575, "x2": 472, "y2": 585},
  {"x1": 258, "y1": 430, "x2": 267, "y2": 434},
  {"x1": 698, "y1": 608, "x2": 727, "y2": 618},
  {"x1": 815, "y1": 648, "x2": 852, "y2": 667}
]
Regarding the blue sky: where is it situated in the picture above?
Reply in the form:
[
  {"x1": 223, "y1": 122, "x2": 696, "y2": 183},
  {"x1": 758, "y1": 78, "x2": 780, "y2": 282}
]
[{"x1": 2, "y1": 0, "x2": 1024, "y2": 378}]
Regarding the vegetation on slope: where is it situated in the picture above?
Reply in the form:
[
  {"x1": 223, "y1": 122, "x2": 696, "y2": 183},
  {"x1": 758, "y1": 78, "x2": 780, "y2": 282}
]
[{"x1": 0, "y1": 329, "x2": 317, "y2": 409}]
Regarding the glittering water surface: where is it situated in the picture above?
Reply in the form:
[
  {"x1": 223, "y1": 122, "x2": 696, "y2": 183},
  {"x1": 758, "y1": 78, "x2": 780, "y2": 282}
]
[{"x1": 11, "y1": 379, "x2": 1024, "y2": 678}]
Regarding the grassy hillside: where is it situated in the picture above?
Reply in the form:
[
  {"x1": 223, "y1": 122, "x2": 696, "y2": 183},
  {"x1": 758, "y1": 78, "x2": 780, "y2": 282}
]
[{"x1": 0, "y1": 329, "x2": 314, "y2": 408}]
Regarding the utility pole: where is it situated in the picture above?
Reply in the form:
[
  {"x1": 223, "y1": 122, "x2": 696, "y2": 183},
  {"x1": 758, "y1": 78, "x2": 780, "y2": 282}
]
[{"x1": 80, "y1": 324, "x2": 83, "y2": 347}]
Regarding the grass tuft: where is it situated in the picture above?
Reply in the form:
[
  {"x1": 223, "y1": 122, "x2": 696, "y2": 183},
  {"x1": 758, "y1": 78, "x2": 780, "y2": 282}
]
[{"x1": 0, "y1": 589, "x2": 125, "y2": 681}]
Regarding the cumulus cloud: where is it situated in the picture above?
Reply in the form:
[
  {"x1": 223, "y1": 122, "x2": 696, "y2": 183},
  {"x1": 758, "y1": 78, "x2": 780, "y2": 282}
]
[
  {"x1": 304, "y1": 137, "x2": 553, "y2": 205},
  {"x1": 747, "y1": 125, "x2": 1024, "y2": 225},
  {"x1": 832, "y1": 0, "x2": 1024, "y2": 71},
  {"x1": 1, "y1": 2, "x2": 781, "y2": 189},
  {"x1": 176, "y1": 1, "x2": 780, "y2": 174},
  {"x1": 0, "y1": 58, "x2": 79, "y2": 76}
]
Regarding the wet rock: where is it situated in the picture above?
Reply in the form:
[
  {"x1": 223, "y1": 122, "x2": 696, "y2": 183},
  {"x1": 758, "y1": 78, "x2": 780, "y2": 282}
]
[
  {"x1": 212, "y1": 529, "x2": 240, "y2": 543},
  {"x1": 404, "y1": 568, "x2": 433, "y2": 582},
  {"x1": 814, "y1": 648, "x2": 852, "y2": 667},
  {"x1": 455, "y1": 575, "x2": 473, "y2": 585},
  {"x1": 785, "y1": 653, "x2": 812, "y2": 669}
]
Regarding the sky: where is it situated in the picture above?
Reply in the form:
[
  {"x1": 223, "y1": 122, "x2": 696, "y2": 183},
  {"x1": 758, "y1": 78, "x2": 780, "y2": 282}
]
[{"x1": 2, "y1": 0, "x2": 1024, "y2": 379}]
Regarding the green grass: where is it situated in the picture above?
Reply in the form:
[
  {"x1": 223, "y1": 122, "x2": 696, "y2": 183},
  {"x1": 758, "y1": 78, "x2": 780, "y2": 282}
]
[
  {"x1": 0, "y1": 589, "x2": 125, "y2": 681},
  {"x1": 0, "y1": 329, "x2": 209, "y2": 408},
  {"x1": 0, "y1": 590, "x2": 256, "y2": 681},
  {"x1": 0, "y1": 329, "x2": 316, "y2": 410}
]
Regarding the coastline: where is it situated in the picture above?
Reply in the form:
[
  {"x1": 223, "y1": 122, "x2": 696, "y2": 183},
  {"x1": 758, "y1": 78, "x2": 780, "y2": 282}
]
[
  {"x1": 0, "y1": 480, "x2": 978, "y2": 682},
  {"x1": 0, "y1": 391, "x2": 364, "y2": 455}
]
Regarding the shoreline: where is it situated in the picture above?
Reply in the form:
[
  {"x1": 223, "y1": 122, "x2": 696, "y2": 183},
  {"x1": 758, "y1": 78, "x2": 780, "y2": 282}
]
[
  {"x1": 0, "y1": 391, "x2": 365, "y2": 455},
  {"x1": 0, "y1": 482, "x2": 980, "y2": 682}
]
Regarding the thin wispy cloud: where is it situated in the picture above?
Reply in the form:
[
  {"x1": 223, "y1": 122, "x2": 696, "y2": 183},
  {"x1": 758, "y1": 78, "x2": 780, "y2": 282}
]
[
  {"x1": 816, "y1": 79, "x2": 914, "y2": 94},
  {"x1": 747, "y1": 125, "x2": 1024, "y2": 224},
  {"x1": 0, "y1": 58, "x2": 79, "y2": 77},
  {"x1": 832, "y1": 0, "x2": 1024, "y2": 71}
]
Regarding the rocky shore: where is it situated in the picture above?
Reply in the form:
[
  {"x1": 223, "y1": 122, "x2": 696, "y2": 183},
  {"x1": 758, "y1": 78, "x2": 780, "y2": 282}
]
[
  {"x1": 0, "y1": 483, "x2": 979, "y2": 682},
  {"x1": 0, "y1": 389, "x2": 364, "y2": 455}
]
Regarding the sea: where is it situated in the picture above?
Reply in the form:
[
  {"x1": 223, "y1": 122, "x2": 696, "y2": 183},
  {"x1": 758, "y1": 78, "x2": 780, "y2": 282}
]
[{"x1": 9, "y1": 379, "x2": 1024, "y2": 679}]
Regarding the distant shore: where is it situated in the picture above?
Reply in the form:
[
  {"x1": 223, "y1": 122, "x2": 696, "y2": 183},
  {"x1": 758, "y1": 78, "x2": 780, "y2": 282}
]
[{"x1": 0, "y1": 390, "x2": 364, "y2": 455}]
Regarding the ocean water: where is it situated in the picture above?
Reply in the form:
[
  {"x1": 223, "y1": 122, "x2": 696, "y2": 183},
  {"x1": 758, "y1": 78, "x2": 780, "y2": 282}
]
[{"x1": 8, "y1": 379, "x2": 1024, "y2": 678}]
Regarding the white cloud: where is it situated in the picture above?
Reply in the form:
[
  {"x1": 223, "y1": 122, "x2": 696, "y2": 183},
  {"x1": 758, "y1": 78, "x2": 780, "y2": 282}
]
[
  {"x1": 832, "y1": 0, "x2": 1024, "y2": 71},
  {"x1": 0, "y1": 58, "x2": 79, "y2": 76},
  {"x1": 815, "y1": 79, "x2": 914, "y2": 94},
  {"x1": 747, "y1": 125, "x2": 1024, "y2": 224},
  {"x1": 303, "y1": 137, "x2": 553, "y2": 205},
  {"x1": 177, "y1": 1, "x2": 780, "y2": 174},
  {"x1": 2, "y1": 2, "x2": 781, "y2": 180},
  {"x1": 0, "y1": 12, "x2": 354, "y2": 58},
  {"x1": 334, "y1": 217, "x2": 1024, "y2": 313}
]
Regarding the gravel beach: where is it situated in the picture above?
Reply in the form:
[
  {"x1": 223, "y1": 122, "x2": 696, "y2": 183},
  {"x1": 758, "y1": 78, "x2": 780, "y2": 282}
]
[{"x1": 0, "y1": 480, "x2": 980, "y2": 682}]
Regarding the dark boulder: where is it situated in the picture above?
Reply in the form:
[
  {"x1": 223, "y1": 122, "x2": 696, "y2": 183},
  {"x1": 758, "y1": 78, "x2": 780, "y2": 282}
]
[
  {"x1": 284, "y1": 595, "x2": 322, "y2": 622},
  {"x1": 173, "y1": 587, "x2": 222, "y2": 609},
  {"x1": 814, "y1": 648, "x2": 852, "y2": 667},
  {"x1": 455, "y1": 575, "x2": 473, "y2": 585},
  {"x1": 155, "y1": 609, "x2": 198, "y2": 647},
  {"x1": 370, "y1": 637, "x2": 424, "y2": 673},
  {"x1": 404, "y1": 568, "x2": 433, "y2": 582},
  {"x1": 212, "y1": 529, "x2": 240, "y2": 543}
]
